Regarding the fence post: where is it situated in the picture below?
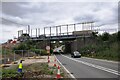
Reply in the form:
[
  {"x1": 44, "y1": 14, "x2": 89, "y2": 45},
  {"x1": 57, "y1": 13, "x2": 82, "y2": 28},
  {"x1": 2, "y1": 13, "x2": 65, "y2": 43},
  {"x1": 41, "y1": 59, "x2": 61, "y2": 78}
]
[
  {"x1": 14, "y1": 51, "x2": 15, "y2": 62},
  {"x1": 5, "y1": 49, "x2": 6, "y2": 64},
  {"x1": 40, "y1": 49, "x2": 41, "y2": 56},
  {"x1": 28, "y1": 50, "x2": 29, "y2": 57}
]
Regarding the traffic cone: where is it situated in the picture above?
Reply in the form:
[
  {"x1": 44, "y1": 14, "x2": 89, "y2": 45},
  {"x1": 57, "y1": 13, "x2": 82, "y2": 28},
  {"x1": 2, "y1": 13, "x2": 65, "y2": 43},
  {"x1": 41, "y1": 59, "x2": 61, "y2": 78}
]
[
  {"x1": 48, "y1": 59, "x2": 50, "y2": 63},
  {"x1": 18, "y1": 60, "x2": 22, "y2": 73},
  {"x1": 56, "y1": 66, "x2": 61, "y2": 79},
  {"x1": 53, "y1": 59, "x2": 56, "y2": 67}
]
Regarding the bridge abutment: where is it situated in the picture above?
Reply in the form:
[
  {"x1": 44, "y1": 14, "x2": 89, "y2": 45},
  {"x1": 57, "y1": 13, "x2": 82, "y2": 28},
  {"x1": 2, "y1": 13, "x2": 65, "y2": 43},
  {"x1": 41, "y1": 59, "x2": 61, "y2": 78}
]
[{"x1": 64, "y1": 36, "x2": 96, "y2": 54}]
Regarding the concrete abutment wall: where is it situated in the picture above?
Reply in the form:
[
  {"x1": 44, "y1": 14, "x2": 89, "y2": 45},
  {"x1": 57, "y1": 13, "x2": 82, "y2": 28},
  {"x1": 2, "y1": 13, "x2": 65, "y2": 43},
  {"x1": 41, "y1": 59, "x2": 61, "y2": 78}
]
[{"x1": 64, "y1": 37, "x2": 96, "y2": 54}]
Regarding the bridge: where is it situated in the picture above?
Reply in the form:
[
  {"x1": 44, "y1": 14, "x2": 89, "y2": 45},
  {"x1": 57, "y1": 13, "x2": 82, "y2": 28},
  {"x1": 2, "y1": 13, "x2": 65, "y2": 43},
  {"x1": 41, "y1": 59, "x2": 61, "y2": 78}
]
[
  {"x1": 30, "y1": 34, "x2": 91, "y2": 41},
  {"x1": 18, "y1": 21, "x2": 117, "y2": 42},
  {"x1": 18, "y1": 21, "x2": 97, "y2": 41},
  {"x1": 17, "y1": 21, "x2": 117, "y2": 53}
]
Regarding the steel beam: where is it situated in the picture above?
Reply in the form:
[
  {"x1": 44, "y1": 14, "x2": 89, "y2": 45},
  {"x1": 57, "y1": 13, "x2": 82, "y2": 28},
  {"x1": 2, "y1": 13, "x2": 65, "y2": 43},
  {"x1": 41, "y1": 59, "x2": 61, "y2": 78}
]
[
  {"x1": 82, "y1": 23, "x2": 84, "y2": 30},
  {"x1": 36, "y1": 28, "x2": 37, "y2": 37},
  {"x1": 91, "y1": 23, "x2": 93, "y2": 31},
  {"x1": 28, "y1": 25, "x2": 30, "y2": 35},
  {"x1": 18, "y1": 31, "x2": 19, "y2": 38},
  {"x1": 67, "y1": 25, "x2": 68, "y2": 35},
  {"x1": 56, "y1": 26, "x2": 58, "y2": 36},
  {"x1": 74, "y1": 24, "x2": 76, "y2": 31},
  {"x1": 44, "y1": 27, "x2": 46, "y2": 36},
  {"x1": 43, "y1": 21, "x2": 94, "y2": 29},
  {"x1": 60, "y1": 26, "x2": 61, "y2": 36},
  {"x1": 21, "y1": 30, "x2": 23, "y2": 34},
  {"x1": 26, "y1": 30, "x2": 27, "y2": 34},
  {"x1": 31, "y1": 29, "x2": 32, "y2": 37},
  {"x1": 38, "y1": 28, "x2": 40, "y2": 36},
  {"x1": 50, "y1": 27, "x2": 51, "y2": 37}
]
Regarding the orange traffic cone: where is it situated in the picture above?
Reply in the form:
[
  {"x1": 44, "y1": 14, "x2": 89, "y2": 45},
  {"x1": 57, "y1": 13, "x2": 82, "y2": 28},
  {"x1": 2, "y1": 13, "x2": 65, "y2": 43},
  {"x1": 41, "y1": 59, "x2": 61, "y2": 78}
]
[
  {"x1": 48, "y1": 55, "x2": 50, "y2": 63},
  {"x1": 53, "y1": 59, "x2": 56, "y2": 67},
  {"x1": 56, "y1": 66, "x2": 61, "y2": 79},
  {"x1": 48, "y1": 59, "x2": 50, "y2": 63}
]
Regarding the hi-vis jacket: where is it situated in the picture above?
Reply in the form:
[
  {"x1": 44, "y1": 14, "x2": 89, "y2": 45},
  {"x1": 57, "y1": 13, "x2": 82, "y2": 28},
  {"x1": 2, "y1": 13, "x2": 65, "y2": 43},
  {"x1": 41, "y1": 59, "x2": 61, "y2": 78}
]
[{"x1": 19, "y1": 63, "x2": 22, "y2": 69}]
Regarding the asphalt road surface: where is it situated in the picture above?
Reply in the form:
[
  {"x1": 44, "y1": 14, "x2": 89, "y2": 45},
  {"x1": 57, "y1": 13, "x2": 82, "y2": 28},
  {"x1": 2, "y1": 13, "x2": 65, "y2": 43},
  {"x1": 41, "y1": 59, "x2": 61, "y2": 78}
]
[{"x1": 55, "y1": 54, "x2": 119, "y2": 79}]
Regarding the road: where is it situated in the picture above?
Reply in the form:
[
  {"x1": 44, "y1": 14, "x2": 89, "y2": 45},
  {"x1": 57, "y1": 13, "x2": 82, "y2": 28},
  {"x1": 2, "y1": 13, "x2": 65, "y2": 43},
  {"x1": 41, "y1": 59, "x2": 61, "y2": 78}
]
[{"x1": 55, "y1": 54, "x2": 119, "y2": 79}]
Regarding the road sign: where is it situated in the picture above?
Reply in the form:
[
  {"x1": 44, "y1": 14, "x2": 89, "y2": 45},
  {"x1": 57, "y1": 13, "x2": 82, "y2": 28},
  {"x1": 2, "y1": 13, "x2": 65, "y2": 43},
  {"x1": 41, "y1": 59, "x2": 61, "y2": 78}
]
[{"x1": 46, "y1": 46, "x2": 50, "y2": 50}]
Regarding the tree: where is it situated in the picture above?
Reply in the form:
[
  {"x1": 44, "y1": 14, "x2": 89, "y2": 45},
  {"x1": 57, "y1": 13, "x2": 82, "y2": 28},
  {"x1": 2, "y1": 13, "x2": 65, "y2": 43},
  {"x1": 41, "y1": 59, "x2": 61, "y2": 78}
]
[
  {"x1": 92, "y1": 32, "x2": 98, "y2": 38},
  {"x1": 13, "y1": 43, "x2": 29, "y2": 50},
  {"x1": 101, "y1": 32, "x2": 110, "y2": 41},
  {"x1": 117, "y1": 31, "x2": 120, "y2": 41}
]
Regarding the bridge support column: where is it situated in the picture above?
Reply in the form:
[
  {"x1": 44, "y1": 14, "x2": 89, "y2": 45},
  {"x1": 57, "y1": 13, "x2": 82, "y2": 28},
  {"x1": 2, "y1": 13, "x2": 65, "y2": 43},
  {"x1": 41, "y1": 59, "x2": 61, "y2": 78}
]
[{"x1": 64, "y1": 41, "x2": 71, "y2": 54}]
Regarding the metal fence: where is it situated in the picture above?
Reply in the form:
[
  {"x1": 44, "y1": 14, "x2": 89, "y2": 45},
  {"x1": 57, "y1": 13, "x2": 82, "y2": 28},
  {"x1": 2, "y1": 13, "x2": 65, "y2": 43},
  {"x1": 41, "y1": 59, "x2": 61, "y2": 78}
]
[{"x1": 2, "y1": 50, "x2": 37, "y2": 64}]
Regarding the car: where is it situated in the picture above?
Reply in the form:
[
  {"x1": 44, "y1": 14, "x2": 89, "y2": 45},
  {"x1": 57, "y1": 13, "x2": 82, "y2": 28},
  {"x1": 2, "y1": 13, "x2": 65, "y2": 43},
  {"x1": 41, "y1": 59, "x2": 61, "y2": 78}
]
[
  {"x1": 59, "y1": 50, "x2": 64, "y2": 54},
  {"x1": 53, "y1": 49, "x2": 60, "y2": 54},
  {"x1": 71, "y1": 51, "x2": 81, "y2": 58}
]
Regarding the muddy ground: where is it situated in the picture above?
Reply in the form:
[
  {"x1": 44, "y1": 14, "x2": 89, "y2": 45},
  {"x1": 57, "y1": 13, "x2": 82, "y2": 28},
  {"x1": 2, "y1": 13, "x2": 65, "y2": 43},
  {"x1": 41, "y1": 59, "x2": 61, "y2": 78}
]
[{"x1": 2, "y1": 56, "x2": 69, "y2": 79}]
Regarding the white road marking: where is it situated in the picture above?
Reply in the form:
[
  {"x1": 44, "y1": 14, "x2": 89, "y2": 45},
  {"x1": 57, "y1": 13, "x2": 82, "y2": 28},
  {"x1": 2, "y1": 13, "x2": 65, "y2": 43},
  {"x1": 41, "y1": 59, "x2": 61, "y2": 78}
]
[
  {"x1": 61, "y1": 54, "x2": 120, "y2": 76},
  {"x1": 83, "y1": 57, "x2": 119, "y2": 63},
  {"x1": 54, "y1": 55, "x2": 76, "y2": 79}
]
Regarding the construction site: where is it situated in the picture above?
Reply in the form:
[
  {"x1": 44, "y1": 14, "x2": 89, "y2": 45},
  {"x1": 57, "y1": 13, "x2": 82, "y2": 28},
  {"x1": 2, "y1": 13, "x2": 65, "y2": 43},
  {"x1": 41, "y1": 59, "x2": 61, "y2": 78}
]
[{"x1": 1, "y1": 1, "x2": 119, "y2": 80}]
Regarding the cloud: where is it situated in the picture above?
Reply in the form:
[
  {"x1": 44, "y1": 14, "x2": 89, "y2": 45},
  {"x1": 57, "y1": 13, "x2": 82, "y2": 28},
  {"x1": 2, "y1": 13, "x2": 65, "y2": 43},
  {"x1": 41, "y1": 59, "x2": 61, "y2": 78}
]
[
  {"x1": 2, "y1": 2, "x2": 27, "y2": 17},
  {"x1": 1, "y1": 2, "x2": 118, "y2": 43},
  {"x1": 2, "y1": 0, "x2": 119, "y2": 2},
  {"x1": 74, "y1": 2, "x2": 118, "y2": 25},
  {"x1": 2, "y1": 13, "x2": 33, "y2": 27},
  {"x1": 1, "y1": 24, "x2": 26, "y2": 43}
]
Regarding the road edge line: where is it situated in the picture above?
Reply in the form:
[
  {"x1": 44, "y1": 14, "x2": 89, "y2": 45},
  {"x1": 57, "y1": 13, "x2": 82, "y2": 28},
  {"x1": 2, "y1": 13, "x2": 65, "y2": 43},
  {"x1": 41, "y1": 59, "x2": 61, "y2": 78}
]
[{"x1": 54, "y1": 55, "x2": 76, "y2": 79}]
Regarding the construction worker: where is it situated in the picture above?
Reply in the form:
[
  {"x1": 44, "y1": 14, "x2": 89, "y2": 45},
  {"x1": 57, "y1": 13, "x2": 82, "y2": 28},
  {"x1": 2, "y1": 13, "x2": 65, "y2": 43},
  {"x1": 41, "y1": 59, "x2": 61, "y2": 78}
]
[{"x1": 18, "y1": 60, "x2": 22, "y2": 73}]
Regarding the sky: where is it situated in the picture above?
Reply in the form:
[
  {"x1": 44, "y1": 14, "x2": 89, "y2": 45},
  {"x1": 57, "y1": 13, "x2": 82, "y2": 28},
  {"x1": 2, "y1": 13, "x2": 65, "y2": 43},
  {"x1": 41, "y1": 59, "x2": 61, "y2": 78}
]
[{"x1": 0, "y1": 0, "x2": 119, "y2": 43}]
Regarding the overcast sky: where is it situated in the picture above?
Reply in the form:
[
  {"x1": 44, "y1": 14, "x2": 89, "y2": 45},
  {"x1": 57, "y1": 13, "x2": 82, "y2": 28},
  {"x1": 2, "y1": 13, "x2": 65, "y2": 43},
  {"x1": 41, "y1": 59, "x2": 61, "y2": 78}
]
[{"x1": 1, "y1": 0, "x2": 119, "y2": 43}]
